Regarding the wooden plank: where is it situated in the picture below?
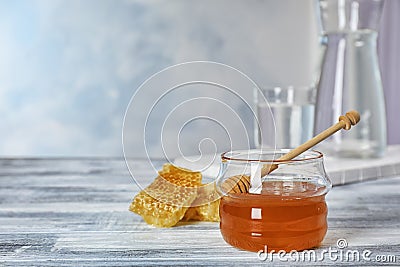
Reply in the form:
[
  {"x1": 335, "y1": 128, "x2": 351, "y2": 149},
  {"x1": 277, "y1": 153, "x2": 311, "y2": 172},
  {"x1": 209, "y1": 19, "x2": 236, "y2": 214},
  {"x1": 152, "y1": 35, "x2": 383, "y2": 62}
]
[{"x1": 0, "y1": 159, "x2": 399, "y2": 266}]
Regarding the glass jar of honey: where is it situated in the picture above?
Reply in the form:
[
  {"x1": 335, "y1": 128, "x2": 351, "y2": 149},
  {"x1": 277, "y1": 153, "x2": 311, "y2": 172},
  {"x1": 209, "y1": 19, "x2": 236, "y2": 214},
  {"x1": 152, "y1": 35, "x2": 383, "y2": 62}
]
[{"x1": 216, "y1": 149, "x2": 332, "y2": 252}]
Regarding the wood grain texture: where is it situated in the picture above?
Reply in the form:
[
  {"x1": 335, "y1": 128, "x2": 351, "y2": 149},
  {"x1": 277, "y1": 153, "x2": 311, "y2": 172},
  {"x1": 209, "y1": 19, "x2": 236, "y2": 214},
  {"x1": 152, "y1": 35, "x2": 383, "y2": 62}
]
[{"x1": 0, "y1": 158, "x2": 399, "y2": 266}]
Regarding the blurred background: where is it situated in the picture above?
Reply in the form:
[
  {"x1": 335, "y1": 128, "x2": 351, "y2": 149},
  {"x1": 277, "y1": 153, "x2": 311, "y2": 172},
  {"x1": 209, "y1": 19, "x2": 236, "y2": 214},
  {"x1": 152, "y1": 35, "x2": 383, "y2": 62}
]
[{"x1": 0, "y1": 0, "x2": 398, "y2": 157}]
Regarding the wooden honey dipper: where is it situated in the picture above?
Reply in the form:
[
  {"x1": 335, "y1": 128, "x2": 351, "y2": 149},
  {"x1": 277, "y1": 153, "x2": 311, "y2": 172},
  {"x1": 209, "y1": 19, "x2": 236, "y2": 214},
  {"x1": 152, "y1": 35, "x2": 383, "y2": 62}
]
[{"x1": 222, "y1": 110, "x2": 360, "y2": 194}]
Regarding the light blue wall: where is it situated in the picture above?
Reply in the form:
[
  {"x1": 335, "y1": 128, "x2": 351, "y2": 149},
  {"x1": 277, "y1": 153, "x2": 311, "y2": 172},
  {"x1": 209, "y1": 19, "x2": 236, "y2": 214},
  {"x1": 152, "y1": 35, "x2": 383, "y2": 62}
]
[{"x1": 0, "y1": 0, "x2": 320, "y2": 157}]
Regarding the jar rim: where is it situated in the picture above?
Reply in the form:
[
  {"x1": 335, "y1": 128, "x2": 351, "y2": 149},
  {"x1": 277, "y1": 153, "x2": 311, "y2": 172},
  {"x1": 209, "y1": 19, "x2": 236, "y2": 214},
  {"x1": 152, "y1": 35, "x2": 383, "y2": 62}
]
[{"x1": 221, "y1": 149, "x2": 323, "y2": 163}]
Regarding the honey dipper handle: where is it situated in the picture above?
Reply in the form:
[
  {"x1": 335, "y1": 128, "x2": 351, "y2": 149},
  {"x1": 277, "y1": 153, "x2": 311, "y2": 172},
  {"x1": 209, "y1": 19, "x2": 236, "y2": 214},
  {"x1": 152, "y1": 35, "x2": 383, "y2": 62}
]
[{"x1": 261, "y1": 110, "x2": 360, "y2": 176}]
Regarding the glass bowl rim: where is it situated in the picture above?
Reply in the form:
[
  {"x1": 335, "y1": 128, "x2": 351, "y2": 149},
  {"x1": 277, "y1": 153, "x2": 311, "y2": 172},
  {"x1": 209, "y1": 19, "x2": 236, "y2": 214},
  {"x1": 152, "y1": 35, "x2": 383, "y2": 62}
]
[{"x1": 221, "y1": 149, "x2": 323, "y2": 163}]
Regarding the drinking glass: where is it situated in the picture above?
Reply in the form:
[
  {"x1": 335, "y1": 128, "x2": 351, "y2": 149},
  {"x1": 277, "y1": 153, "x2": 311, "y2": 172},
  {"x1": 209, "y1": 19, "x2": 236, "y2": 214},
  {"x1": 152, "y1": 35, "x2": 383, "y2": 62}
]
[{"x1": 255, "y1": 86, "x2": 316, "y2": 149}]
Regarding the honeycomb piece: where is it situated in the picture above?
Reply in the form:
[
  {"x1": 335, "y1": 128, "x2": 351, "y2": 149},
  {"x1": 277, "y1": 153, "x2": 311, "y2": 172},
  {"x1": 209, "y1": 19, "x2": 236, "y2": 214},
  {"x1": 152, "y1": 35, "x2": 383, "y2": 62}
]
[
  {"x1": 182, "y1": 182, "x2": 221, "y2": 222},
  {"x1": 158, "y1": 164, "x2": 202, "y2": 188},
  {"x1": 183, "y1": 199, "x2": 220, "y2": 222},
  {"x1": 129, "y1": 164, "x2": 202, "y2": 227}
]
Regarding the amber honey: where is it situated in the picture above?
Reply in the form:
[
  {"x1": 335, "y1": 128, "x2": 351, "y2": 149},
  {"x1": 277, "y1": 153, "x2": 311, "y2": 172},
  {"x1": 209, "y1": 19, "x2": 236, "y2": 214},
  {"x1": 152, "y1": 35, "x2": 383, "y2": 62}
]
[{"x1": 219, "y1": 180, "x2": 328, "y2": 252}]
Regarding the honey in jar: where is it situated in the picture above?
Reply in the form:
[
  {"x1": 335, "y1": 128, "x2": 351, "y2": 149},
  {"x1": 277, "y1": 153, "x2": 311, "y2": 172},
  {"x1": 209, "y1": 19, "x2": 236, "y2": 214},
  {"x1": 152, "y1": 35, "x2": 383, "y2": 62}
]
[{"x1": 216, "y1": 150, "x2": 331, "y2": 252}]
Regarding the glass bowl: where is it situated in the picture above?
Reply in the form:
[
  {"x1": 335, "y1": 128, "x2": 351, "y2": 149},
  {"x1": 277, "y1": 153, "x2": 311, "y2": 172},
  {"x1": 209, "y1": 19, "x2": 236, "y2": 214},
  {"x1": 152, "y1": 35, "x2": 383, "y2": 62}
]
[{"x1": 216, "y1": 149, "x2": 332, "y2": 252}]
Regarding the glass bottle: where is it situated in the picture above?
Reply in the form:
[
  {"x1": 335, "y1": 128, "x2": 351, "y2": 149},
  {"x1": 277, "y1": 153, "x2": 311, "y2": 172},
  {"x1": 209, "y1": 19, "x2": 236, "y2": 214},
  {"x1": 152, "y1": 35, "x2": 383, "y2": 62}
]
[
  {"x1": 314, "y1": 0, "x2": 386, "y2": 157},
  {"x1": 216, "y1": 149, "x2": 332, "y2": 252}
]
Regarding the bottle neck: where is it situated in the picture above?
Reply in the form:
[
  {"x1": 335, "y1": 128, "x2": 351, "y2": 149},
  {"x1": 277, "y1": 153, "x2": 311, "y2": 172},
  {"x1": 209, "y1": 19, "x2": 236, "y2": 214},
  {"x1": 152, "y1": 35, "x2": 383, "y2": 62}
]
[{"x1": 318, "y1": 0, "x2": 384, "y2": 34}]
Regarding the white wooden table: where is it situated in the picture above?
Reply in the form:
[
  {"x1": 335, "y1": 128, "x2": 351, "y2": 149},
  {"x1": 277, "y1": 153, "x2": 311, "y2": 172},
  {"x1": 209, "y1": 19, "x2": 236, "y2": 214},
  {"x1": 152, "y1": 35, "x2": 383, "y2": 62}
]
[{"x1": 0, "y1": 158, "x2": 399, "y2": 266}]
